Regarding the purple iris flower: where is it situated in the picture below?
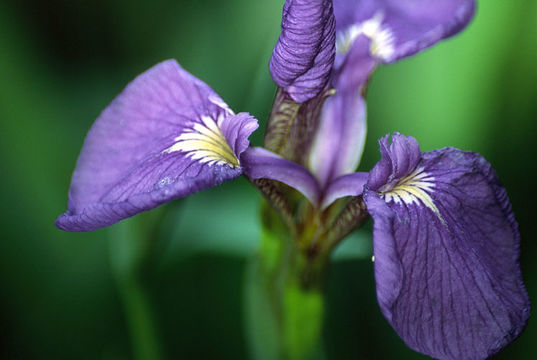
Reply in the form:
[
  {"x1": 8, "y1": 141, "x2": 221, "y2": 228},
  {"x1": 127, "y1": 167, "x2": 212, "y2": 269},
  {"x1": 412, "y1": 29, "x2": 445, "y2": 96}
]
[
  {"x1": 57, "y1": 0, "x2": 529, "y2": 359},
  {"x1": 55, "y1": 60, "x2": 318, "y2": 231}
]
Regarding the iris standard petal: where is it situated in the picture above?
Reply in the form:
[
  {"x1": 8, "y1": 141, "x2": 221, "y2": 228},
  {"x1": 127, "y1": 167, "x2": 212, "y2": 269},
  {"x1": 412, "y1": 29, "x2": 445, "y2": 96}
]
[
  {"x1": 334, "y1": 0, "x2": 475, "y2": 63},
  {"x1": 270, "y1": 0, "x2": 336, "y2": 103},
  {"x1": 241, "y1": 147, "x2": 321, "y2": 206},
  {"x1": 364, "y1": 134, "x2": 530, "y2": 360},
  {"x1": 56, "y1": 60, "x2": 258, "y2": 231},
  {"x1": 333, "y1": 34, "x2": 377, "y2": 91},
  {"x1": 309, "y1": 89, "x2": 367, "y2": 187}
]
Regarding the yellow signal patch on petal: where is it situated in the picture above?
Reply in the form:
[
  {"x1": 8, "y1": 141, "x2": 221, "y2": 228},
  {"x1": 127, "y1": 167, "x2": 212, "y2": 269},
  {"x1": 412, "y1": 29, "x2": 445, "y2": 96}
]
[
  {"x1": 163, "y1": 115, "x2": 240, "y2": 168},
  {"x1": 381, "y1": 167, "x2": 446, "y2": 224}
]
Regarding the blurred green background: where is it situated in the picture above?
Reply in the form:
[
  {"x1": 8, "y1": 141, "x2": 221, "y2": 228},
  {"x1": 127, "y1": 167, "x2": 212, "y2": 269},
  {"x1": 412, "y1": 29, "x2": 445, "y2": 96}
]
[{"x1": 0, "y1": 0, "x2": 535, "y2": 359}]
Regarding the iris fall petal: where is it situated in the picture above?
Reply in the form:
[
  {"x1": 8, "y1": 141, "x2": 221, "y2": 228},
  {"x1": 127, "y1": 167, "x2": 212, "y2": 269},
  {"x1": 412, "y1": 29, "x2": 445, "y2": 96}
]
[
  {"x1": 364, "y1": 134, "x2": 530, "y2": 360},
  {"x1": 56, "y1": 60, "x2": 258, "y2": 231}
]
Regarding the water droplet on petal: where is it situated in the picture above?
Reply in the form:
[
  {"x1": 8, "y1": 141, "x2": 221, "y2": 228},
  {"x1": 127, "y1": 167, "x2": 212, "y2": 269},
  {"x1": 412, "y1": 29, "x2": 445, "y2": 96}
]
[{"x1": 156, "y1": 176, "x2": 171, "y2": 189}]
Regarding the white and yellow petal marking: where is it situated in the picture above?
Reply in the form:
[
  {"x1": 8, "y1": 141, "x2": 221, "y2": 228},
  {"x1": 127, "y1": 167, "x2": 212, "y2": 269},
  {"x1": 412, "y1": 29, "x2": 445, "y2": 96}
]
[
  {"x1": 380, "y1": 167, "x2": 446, "y2": 224},
  {"x1": 336, "y1": 24, "x2": 363, "y2": 54},
  {"x1": 163, "y1": 115, "x2": 240, "y2": 168},
  {"x1": 208, "y1": 94, "x2": 234, "y2": 116},
  {"x1": 336, "y1": 12, "x2": 395, "y2": 61}
]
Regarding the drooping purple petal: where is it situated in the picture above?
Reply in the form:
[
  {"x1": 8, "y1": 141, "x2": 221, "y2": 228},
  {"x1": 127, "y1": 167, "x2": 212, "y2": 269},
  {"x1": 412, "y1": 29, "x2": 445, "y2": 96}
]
[
  {"x1": 309, "y1": 89, "x2": 367, "y2": 187},
  {"x1": 270, "y1": 0, "x2": 336, "y2": 103},
  {"x1": 334, "y1": 0, "x2": 475, "y2": 67},
  {"x1": 241, "y1": 147, "x2": 321, "y2": 205},
  {"x1": 363, "y1": 134, "x2": 530, "y2": 360},
  {"x1": 321, "y1": 172, "x2": 368, "y2": 208},
  {"x1": 56, "y1": 60, "x2": 258, "y2": 232}
]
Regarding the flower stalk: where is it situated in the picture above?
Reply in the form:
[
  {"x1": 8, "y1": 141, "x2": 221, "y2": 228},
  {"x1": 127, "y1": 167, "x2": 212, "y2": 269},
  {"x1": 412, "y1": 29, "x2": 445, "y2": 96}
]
[
  {"x1": 246, "y1": 200, "x2": 329, "y2": 360},
  {"x1": 109, "y1": 211, "x2": 166, "y2": 360}
]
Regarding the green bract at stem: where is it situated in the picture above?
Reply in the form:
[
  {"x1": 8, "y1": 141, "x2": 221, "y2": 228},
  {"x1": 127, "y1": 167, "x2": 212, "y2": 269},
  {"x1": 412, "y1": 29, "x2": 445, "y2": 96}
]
[
  {"x1": 246, "y1": 190, "x2": 370, "y2": 360},
  {"x1": 264, "y1": 86, "x2": 336, "y2": 168}
]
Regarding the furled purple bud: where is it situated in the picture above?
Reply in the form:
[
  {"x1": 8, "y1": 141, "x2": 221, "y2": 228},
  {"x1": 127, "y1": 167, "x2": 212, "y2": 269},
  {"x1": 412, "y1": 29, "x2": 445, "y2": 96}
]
[
  {"x1": 270, "y1": 0, "x2": 336, "y2": 103},
  {"x1": 364, "y1": 133, "x2": 530, "y2": 360}
]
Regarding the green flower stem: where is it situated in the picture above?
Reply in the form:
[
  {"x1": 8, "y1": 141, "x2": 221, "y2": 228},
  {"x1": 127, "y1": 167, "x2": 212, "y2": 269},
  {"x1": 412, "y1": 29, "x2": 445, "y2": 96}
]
[
  {"x1": 246, "y1": 201, "x2": 329, "y2": 360},
  {"x1": 115, "y1": 274, "x2": 162, "y2": 360},
  {"x1": 109, "y1": 210, "x2": 167, "y2": 360},
  {"x1": 281, "y1": 253, "x2": 327, "y2": 360}
]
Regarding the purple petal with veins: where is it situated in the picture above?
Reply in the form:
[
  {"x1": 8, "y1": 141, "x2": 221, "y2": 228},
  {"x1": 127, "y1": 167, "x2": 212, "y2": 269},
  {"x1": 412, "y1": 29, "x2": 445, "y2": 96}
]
[
  {"x1": 363, "y1": 133, "x2": 530, "y2": 360},
  {"x1": 270, "y1": 0, "x2": 336, "y2": 103},
  {"x1": 309, "y1": 89, "x2": 367, "y2": 187},
  {"x1": 56, "y1": 60, "x2": 258, "y2": 231},
  {"x1": 242, "y1": 147, "x2": 321, "y2": 206},
  {"x1": 333, "y1": 0, "x2": 475, "y2": 83},
  {"x1": 321, "y1": 172, "x2": 368, "y2": 208},
  {"x1": 333, "y1": 34, "x2": 377, "y2": 91}
]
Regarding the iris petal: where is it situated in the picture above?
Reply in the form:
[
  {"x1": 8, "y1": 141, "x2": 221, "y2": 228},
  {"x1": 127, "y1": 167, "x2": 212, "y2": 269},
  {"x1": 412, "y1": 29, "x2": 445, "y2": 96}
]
[
  {"x1": 364, "y1": 134, "x2": 530, "y2": 360},
  {"x1": 241, "y1": 147, "x2": 321, "y2": 206},
  {"x1": 334, "y1": 0, "x2": 475, "y2": 63},
  {"x1": 309, "y1": 89, "x2": 367, "y2": 186},
  {"x1": 321, "y1": 172, "x2": 368, "y2": 208},
  {"x1": 56, "y1": 60, "x2": 258, "y2": 231}
]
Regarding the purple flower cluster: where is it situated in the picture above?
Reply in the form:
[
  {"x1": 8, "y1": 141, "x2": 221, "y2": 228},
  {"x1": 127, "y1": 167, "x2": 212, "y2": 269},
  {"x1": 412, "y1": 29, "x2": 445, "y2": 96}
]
[{"x1": 56, "y1": 1, "x2": 529, "y2": 359}]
